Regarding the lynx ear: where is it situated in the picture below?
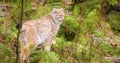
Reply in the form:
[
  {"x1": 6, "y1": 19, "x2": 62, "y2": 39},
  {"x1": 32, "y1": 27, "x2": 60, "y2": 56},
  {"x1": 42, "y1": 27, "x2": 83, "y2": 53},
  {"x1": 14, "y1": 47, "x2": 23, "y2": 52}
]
[{"x1": 60, "y1": 8, "x2": 64, "y2": 11}]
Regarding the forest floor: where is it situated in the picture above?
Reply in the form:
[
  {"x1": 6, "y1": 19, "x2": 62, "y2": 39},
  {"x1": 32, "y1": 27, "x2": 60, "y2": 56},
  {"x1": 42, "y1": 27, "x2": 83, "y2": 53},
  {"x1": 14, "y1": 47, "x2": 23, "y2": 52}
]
[{"x1": 0, "y1": 1, "x2": 120, "y2": 63}]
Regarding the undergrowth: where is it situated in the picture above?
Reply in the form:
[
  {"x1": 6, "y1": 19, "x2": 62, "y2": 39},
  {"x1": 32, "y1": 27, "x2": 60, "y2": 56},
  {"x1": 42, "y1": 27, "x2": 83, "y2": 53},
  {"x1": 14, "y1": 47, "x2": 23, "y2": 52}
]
[{"x1": 0, "y1": 0, "x2": 120, "y2": 63}]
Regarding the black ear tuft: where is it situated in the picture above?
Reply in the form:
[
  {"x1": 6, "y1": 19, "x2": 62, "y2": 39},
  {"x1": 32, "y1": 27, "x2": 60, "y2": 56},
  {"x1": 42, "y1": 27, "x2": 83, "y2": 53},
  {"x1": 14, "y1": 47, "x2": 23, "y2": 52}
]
[
  {"x1": 16, "y1": 22, "x2": 22, "y2": 30},
  {"x1": 16, "y1": 22, "x2": 20, "y2": 30}
]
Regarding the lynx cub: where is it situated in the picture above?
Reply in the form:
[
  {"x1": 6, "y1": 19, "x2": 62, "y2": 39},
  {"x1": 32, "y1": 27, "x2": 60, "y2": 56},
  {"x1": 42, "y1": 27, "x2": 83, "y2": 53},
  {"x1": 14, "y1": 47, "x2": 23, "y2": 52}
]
[{"x1": 19, "y1": 8, "x2": 64, "y2": 63}]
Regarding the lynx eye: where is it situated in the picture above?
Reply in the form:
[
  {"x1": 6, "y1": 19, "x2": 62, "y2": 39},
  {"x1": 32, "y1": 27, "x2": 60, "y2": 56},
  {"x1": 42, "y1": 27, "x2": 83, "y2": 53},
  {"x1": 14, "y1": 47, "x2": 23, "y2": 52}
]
[
  {"x1": 60, "y1": 15, "x2": 63, "y2": 17},
  {"x1": 56, "y1": 14, "x2": 59, "y2": 17}
]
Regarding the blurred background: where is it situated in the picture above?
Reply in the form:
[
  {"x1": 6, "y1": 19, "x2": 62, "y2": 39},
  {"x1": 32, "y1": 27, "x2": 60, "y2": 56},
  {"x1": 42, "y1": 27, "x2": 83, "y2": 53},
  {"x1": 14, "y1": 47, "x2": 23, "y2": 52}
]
[{"x1": 0, "y1": 0, "x2": 120, "y2": 63}]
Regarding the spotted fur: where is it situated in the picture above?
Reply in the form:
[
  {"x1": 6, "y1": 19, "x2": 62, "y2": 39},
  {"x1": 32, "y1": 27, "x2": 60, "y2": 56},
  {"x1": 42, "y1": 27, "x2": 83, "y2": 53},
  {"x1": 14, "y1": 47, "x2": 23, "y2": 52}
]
[{"x1": 19, "y1": 8, "x2": 64, "y2": 63}]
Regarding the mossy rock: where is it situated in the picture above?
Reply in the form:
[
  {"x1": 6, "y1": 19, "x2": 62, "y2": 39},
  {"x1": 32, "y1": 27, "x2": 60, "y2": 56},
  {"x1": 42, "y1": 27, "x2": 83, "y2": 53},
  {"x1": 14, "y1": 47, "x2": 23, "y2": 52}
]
[
  {"x1": 107, "y1": 11, "x2": 120, "y2": 31},
  {"x1": 59, "y1": 15, "x2": 79, "y2": 41},
  {"x1": 64, "y1": 15, "x2": 79, "y2": 29}
]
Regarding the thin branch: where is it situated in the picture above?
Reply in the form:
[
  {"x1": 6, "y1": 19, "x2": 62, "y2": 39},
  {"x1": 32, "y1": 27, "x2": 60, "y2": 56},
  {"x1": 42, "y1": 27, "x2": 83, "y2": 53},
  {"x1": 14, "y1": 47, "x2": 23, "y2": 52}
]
[
  {"x1": 62, "y1": 22, "x2": 78, "y2": 35},
  {"x1": 15, "y1": 0, "x2": 23, "y2": 63},
  {"x1": 42, "y1": 0, "x2": 47, "y2": 6}
]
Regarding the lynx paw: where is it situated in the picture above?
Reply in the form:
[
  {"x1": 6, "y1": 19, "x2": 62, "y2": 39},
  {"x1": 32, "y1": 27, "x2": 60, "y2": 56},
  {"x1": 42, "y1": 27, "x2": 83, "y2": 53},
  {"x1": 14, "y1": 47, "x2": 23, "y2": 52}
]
[
  {"x1": 44, "y1": 46, "x2": 51, "y2": 52},
  {"x1": 52, "y1": 40, "x2": 56, "y2": 44}
]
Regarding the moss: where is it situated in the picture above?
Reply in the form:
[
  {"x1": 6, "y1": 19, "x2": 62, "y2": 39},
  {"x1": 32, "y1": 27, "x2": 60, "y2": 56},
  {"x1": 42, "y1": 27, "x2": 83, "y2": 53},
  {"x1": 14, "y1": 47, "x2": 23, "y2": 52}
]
[
  {"x1": 73, "y1": 5, "x2": 80, "y2": 16},
  {"x1": 31, "y1": 51, "x2": 60, "y2": 63},
  {"x1": 64, "y1": 15, "x2": 79, "y2": 29},
  {"x1": 114, "y1": 46, "x2": 120, "y2": 56},
  {"x1": 0, "y1": 44, "x2": 15, "y2": 63},
  {"x1": 107, "y1": 11, "x2": 120, "y2": 31},
  {"x1": 1, "y1": 1, "x2": 120, "y2": 63},
  {"x1": 98, "y1": 42, "x2": 112, "y2": 55},
  {"x1": 60, "y1": 15, "x2": 79, "y2": 41},
  {"x1": 31, "y1": 5, "x2": 52, "y2": 19}
]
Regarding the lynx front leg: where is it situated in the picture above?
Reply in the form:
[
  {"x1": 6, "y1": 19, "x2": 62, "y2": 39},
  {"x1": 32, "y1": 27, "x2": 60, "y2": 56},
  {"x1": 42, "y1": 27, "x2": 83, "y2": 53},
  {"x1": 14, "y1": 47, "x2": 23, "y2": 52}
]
[{"x1": 43, "y1": 35, "x2": 53, "y2": 52}]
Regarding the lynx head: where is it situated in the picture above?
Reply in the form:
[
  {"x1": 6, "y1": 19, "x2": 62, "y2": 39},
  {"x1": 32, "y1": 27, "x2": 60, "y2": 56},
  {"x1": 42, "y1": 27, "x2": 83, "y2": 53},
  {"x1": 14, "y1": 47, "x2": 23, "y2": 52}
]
[{"x1": 50, "y1": 8, "x2": 65, "y2": 24}]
